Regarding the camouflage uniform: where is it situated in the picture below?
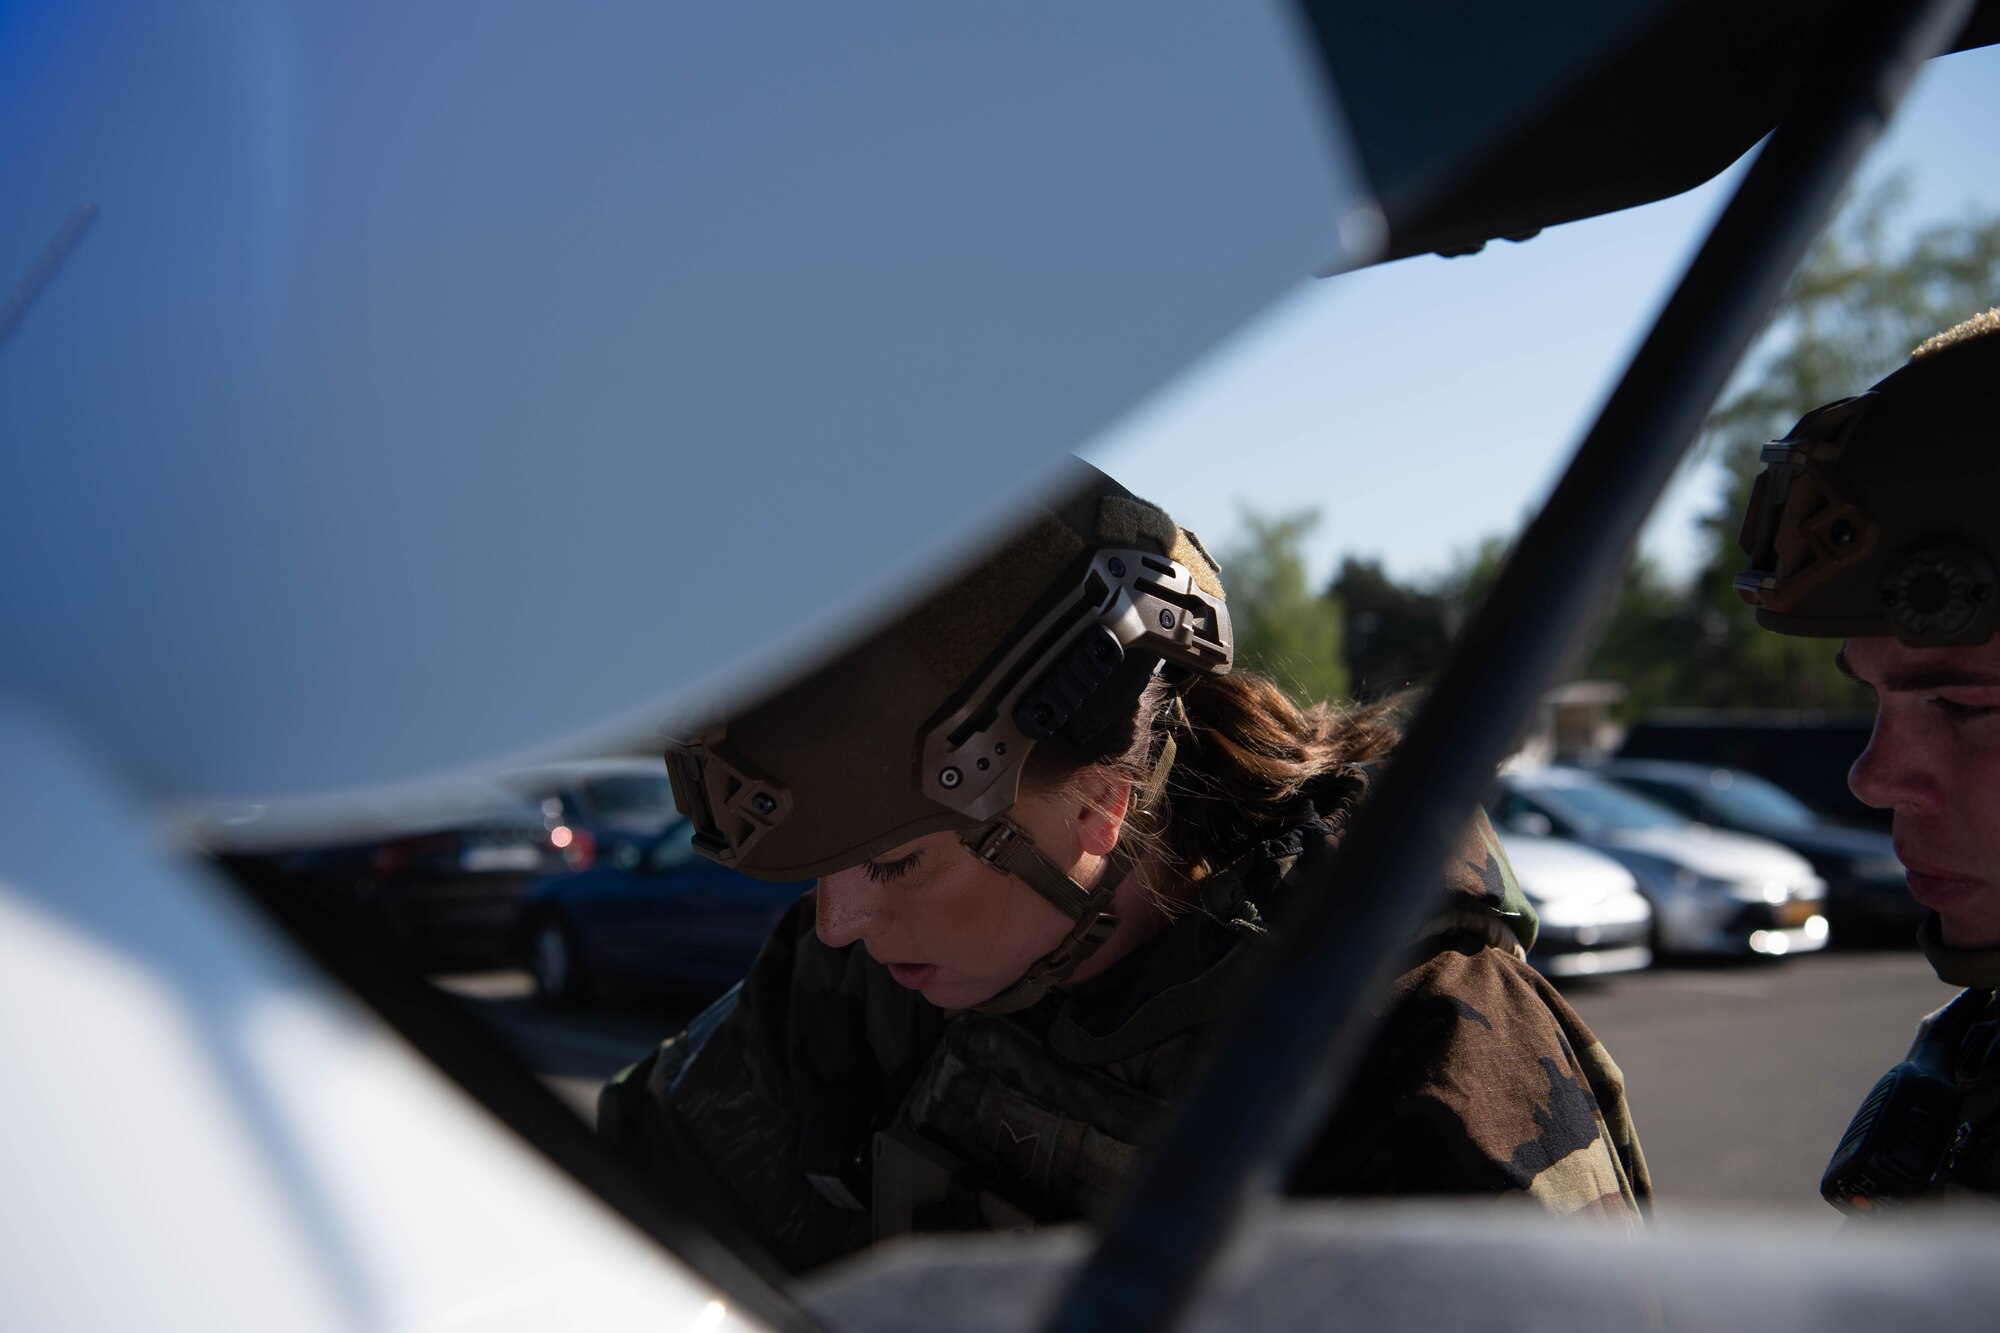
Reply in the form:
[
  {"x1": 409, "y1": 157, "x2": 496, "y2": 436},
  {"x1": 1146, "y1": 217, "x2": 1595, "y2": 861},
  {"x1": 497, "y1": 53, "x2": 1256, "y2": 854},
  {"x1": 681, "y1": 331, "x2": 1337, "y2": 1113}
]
[{"x1": 603, "y1": 802, "x2": 1651, "y2": 1273}]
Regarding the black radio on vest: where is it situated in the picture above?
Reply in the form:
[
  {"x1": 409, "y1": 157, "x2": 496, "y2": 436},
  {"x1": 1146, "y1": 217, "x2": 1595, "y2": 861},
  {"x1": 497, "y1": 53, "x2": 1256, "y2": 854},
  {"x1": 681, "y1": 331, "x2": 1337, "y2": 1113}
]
[{"x1": 1822, "y1": 987, "x2": 1994, "y2": 1216}]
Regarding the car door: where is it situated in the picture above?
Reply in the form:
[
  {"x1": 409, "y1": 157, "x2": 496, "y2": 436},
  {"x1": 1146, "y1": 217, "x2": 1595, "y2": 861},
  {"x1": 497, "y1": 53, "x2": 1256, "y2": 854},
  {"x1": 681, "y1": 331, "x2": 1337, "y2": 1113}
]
[{"x1": 621, "y1": 821, "x2": 806, "y2": 985}]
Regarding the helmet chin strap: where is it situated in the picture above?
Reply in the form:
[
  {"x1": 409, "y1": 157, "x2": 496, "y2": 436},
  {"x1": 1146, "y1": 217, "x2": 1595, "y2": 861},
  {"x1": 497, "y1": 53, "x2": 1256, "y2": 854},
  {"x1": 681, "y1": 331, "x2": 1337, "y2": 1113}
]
[{"x1": 959, "y1": 736, "x2": 1175, "y2": 1016}]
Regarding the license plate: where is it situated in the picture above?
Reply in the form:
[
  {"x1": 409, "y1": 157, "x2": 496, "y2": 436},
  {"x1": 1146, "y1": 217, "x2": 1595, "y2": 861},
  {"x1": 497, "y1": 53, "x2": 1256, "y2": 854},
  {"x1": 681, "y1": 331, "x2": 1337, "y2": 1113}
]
[
  {"x1": 462, "y1": 844, "x2": 542, "y2": 872},
  {"x1": 1776, "y1": 899, "x2": 1817, "y2": 926}
]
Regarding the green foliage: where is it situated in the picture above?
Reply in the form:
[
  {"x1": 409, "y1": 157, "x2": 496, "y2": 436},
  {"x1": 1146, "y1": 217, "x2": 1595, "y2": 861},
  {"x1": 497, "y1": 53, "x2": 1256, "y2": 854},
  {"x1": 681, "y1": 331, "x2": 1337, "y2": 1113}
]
[
  {"x1": 1427, "y1": 539, "x2": 1696, "y2": 720},
  {"x1": 1216, "y1": 509, "x2": 1350, "y2": 705},
  {"x1": 1435, "y1": 534, "x2": 1508, "y2": 617},
  {"x1": 1330, "y1": 556, "x2": 1450, "y2": 700},
  {"x1": 1700, "y1": 177, "x2": 2000, "y2": 487},
  {"x1": 1584, "y1": 555, "x2": 1702, "y2": 716},
  {"x1": 1238, "y1": 183, "x2": 2000, "y2": 718}
]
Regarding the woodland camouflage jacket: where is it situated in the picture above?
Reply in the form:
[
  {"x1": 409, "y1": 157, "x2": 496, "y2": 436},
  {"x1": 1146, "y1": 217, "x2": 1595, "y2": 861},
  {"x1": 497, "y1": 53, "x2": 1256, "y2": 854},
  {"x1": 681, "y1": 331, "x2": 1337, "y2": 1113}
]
[{"x1": 602, "y1": 804, "x2": 1652, "y2": 1274}]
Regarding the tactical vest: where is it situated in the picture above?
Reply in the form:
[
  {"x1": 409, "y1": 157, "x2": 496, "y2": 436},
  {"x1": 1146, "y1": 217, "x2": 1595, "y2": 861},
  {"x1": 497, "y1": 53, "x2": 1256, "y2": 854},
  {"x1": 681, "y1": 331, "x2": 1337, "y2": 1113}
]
[
  {"x1": 865, "y1": 1007, "x2": 1170, "y2": 1237},
  {"x1": 1822, "y1": 916, "x2": 2000, "y2": 1214},
  {"x1": 1944, "y1": 1000, "x2": 2000, "y2": 1197},
  {"x1": 1919, "y1": 919, "x2": 2000, "y2": 1201},
  {"x1": 601, "y1": 981, "x2": 1176, "y2": 1240}
]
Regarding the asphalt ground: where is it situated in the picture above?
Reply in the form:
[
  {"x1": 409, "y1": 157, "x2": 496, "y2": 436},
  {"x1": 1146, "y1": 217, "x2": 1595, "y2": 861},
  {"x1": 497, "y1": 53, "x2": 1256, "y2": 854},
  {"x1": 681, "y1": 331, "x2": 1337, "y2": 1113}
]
[
  {"x1": 442, "y1": 946, "x2": 1953, "y2": 1223},
  {"x1": 1561, "y1": 947, "x2": 1953, "y2": 1223},
  {"x1": 436, "y1": 968, "x2": 691, "y2": 1120}
]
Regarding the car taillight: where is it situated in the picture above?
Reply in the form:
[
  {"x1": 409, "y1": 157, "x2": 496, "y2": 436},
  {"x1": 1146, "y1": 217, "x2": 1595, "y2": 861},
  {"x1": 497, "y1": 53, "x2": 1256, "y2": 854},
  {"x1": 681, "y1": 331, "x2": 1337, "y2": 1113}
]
[{"x1": 551, "y1": 825, "x2": 595, "y2": 870}]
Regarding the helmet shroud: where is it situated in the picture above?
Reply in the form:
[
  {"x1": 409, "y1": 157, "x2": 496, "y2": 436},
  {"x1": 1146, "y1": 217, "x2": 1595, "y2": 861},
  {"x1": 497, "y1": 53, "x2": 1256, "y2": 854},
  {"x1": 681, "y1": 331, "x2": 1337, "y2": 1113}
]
[
  {"x1": 1735, "y1": 310, "x2": 2000, "y2": 647},
  {"x1": 664, "y1": 463, "x2": 1232, "y2": 1012},
  {"x1": 665, "y1": 463, "x2": 1231, "y2": 880}
]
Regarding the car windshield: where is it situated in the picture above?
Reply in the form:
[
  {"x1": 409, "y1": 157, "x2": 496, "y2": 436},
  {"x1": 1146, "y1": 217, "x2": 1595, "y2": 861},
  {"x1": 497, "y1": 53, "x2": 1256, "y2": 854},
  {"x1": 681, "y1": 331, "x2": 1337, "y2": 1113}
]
[
  {"x1": 1696, "y1": 770, "x2": 1818, "y2": 830},
  {"x1": 1521, "y1": 773, "x2": 1688, "y2": 833},
  {"x1": 583, "y1": 775, "x2": 678, "y2": 818},
  {"x1": 645, "y1": 820, "x2": 694, "y2": 866}
]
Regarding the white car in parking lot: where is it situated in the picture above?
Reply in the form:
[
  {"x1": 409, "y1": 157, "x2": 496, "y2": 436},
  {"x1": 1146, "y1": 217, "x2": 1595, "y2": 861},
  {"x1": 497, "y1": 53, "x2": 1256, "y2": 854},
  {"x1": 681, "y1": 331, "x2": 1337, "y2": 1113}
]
[
  {"x1": 1489, "y1": 767, "x2": 1829, "y2": 958},
  {"x1": 1497, "y1": 831, "x2": 1654, "y2": 978}
]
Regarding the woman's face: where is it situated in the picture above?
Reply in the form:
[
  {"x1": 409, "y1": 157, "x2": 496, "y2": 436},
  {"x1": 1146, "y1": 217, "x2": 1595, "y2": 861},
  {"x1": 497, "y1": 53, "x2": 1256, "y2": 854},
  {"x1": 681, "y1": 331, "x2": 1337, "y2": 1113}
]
[{"x1": 813, "y1": 785, "x2": 1122, "y2": 1011}]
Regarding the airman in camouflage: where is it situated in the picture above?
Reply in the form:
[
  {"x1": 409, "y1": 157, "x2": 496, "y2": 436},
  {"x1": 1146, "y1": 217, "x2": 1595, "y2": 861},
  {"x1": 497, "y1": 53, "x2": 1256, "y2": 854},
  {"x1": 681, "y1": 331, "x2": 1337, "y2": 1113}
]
[
  {"x1": 605, "y1": 462, "x2": 1650, "y2": 1270},
  {"x1": 1736, "y1": 309, "x2": 2000, "y2": 1211},
  {"x1": 604, "y1": 796, "x2": 1649, "y2": 1273}
]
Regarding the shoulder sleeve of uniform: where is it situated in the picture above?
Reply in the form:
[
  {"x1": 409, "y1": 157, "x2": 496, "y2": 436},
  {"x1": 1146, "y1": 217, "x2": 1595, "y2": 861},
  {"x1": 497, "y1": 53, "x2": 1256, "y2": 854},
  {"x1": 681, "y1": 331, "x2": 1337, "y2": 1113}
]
[
  {"x1": 1292, "y1": 943, "x2": 1651, "y2": 1224},
  {"x1": 1429, "y1": 809, "x2": 1539, "y2": 954}
]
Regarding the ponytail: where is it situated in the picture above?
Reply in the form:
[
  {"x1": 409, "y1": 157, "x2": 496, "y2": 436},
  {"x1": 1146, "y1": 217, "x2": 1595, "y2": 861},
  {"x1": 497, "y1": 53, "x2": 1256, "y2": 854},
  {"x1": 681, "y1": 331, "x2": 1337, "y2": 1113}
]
[
  {"x1": 1022, "y1": 668, "x2": 1400, "y2": 889},
  {"x1": 1164, "y1": 672, "x2": 1398, "y2": 877}
]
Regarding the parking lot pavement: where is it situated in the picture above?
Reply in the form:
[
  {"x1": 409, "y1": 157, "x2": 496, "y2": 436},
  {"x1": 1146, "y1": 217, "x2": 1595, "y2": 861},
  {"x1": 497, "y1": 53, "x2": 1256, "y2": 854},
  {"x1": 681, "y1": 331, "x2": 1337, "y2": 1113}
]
[
  {"x1": 1561, "y1": 948, "x2": 1954, "y2": 1221},
  {"x1": 447, "y1": 949, "x2": 1952, "y2": 1217}
]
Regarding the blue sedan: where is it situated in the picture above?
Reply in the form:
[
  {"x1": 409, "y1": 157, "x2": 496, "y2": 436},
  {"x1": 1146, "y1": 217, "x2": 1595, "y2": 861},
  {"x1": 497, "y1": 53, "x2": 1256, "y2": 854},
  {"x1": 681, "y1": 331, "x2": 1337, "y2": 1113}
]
[{"x1": 515, "y1": 819, "x2": 810, "y2": 1002}]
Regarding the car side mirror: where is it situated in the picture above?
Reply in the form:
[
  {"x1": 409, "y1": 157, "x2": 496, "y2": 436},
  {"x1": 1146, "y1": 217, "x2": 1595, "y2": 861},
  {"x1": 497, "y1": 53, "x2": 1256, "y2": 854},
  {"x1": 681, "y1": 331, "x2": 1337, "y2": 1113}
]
[{"x1": 1508, "y1": 812, "x2": 1553, "y2": 838}]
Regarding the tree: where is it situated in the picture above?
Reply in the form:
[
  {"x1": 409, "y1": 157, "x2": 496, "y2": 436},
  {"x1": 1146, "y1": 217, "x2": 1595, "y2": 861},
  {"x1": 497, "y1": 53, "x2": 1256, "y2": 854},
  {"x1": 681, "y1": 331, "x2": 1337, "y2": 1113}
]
[
  {"x1": 1331, "y1": 555, "x2": 1451, "y2": 701},
  {"x1": 1434, "y1": 533, "x2": 1509, "y2": 628},
  {"x1": 1686, "y1": 177, "x2": 2000, "y2": 709},
  {"x1": 1270, "y1": 184, "x2": 2000, "y2": 719},
  {"x1": 1429, "y1": 535, "x2": 1695, "y2": 719},
  {"x1": 1583, "y1": 555, "x2": 1703, "y2": 716},
  {"x1": 1216, "y1": 510, "x2": 1349, "y2": 705}
]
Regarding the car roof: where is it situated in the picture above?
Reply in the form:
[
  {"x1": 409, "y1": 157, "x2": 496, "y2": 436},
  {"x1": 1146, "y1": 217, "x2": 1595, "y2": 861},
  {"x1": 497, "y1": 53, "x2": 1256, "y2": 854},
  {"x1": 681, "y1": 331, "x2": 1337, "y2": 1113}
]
[{"x1": 1594, "y1": 758, "x2": 1741, "y2": 787}]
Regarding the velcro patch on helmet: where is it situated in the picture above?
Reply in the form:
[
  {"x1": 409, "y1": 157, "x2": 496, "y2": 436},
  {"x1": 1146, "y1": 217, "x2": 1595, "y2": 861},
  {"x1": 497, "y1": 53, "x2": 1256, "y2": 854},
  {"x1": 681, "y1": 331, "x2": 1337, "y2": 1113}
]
[
  {"x1": 1912, "y1": 306, "x2": 2000, "y2": 361},
  {"x1": 1096, "y1": 496, "x2": 1225, "y2": 602}
]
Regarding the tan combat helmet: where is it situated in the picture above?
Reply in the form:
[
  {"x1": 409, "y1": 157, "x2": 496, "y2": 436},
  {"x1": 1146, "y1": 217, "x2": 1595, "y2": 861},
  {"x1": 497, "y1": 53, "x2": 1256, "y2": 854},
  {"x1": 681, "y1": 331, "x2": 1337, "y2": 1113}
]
[
  {"x1": 662, "y1": 460, "x2": 1232, "y2": 1012},
  {"x1": 1735, "y1": 309, "x2": 2000, "y2": 647}
]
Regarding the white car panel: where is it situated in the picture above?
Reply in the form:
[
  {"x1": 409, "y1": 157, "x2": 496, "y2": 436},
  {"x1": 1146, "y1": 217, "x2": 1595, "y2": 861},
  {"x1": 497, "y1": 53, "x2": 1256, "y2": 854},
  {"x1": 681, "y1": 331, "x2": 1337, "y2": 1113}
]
[
  {"x1": 1497, "y1": 831, "x2": 1653, "y2": 977},
  {"x1": 0, "y1": 705, "x2": 759, "y2": 1333},
  {"x1": 0, "y1": 0, "x2": 1368, "y2": 810}
]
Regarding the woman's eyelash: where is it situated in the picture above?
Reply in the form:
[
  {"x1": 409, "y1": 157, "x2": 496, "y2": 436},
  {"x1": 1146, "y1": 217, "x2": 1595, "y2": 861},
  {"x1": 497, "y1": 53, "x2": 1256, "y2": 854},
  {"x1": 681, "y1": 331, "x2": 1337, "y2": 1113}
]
[
  {"x1": 1932, "y1": 698, "x2": 1999, "y2": 720},
  {"x1": 862, "y1": 853, "x2": 922, "y2": 884}
]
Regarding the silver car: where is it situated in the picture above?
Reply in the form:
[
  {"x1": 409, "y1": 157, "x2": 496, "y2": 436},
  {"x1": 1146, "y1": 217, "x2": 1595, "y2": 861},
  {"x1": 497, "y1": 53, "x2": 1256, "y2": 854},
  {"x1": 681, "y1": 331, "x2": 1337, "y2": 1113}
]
[
  {"x1": 1489, "y1": 767, "x2": 1829, "y2": 958},
  {"x1": 1498, "y1": 831, "x2": 1654, "y2": 978}
]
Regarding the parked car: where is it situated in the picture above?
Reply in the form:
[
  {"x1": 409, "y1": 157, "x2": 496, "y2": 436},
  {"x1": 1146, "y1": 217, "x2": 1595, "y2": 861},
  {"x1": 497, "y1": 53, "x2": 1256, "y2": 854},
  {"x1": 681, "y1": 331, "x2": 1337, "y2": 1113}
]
[
  {"x1": 516, "y1": 818, "x2": 811, "y2": 1003},
  {"x1": 214, "y1": 759, "x2": 683, "y2": 966},
  {"x1": 206, "y1": 777, "x2": 569, "y2": 965},
  {"x1": 1594, "y1": 758, "x2": 1920, "y2": 943},
  {"x1": 1487, "y1": 767, "x2": 1828, "y2": 958},
  {"x1": 1617, "y1": 712, "x2": 1884, "y2": 829},
  {"x1": 492, "y1": 758, "x2": 682, "y2": 873},
  {"x1": 1496, "y1": 831, "x2": 1653, "y2": 979}
]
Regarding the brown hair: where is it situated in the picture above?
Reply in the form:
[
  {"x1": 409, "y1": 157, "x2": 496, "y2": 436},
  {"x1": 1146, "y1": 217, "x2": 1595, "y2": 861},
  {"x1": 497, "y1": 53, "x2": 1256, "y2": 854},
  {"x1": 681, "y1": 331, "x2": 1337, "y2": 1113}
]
[{"x1": 1023, "y1": 669, "x2": 1400, "y2": 896}]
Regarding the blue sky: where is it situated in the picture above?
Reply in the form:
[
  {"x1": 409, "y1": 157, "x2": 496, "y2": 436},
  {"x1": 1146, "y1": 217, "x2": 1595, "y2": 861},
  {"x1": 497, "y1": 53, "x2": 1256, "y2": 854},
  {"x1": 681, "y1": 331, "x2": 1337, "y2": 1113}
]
[{"x1": 1090, "y1": 42, "x2": 2000, "y2": 592}]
